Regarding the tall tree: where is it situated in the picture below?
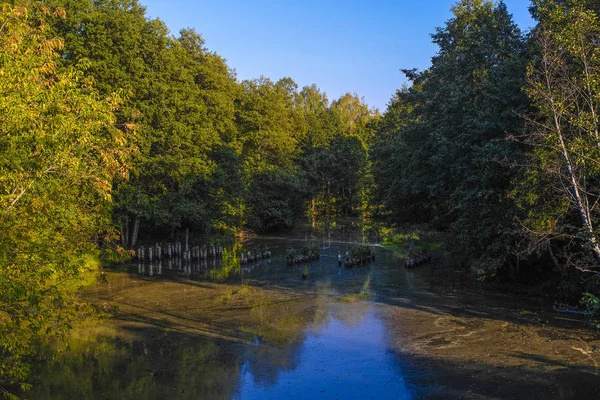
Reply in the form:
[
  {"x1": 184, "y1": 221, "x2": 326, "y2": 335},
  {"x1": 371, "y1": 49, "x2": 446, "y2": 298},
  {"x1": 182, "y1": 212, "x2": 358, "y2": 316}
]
[
  {"x1": 517, "y1": 0, "x2": 600, "y2": 274},
  {"x1": 330, "y1": 92, "x2": 378, "y2": 146},
  {"x1": 374, "y1": 0, "x2": 528, "y2": 276},
  {"x1": 0, "y1": 1, "x2": 131, "y2": 393},
  {"x1": 235, "y1": 77, "x2": 309, "y2": 230},
  {"x1": 46, "y1": 0, "x2": 240, "y2": 238}
]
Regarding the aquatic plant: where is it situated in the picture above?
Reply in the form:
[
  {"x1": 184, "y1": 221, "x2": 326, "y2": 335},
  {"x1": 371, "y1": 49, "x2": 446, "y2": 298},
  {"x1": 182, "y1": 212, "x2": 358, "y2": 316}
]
[
  {"x1": 350, "y1": 245, "x2": 375, "y2": 264},
  {"x1": 581, "y1": 293, "x2": 600, "y2": 329},
  {"x1": 301, "y1": 246, "x2": 311, "y2": 258},
  {"x1": 286, "y1": 248, "x2": 296, "y2": 261}
]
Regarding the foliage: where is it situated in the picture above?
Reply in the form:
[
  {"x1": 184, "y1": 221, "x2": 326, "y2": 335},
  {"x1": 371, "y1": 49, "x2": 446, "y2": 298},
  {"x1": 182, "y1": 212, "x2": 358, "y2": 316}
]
[
  {"x1": 372, "y1": 0, "x2": 528, "y2": 278},
  {"x1": 9, "y1": 0, "x2": 600, "y2": 392},
  {"x1": 350, "y1": 245, "x2": 376, "y2": 264},
  {"x1": 580, "y1": 293, "x2": 600, "y2": 329},
  {"x1": 245, "y1": 168, "x2": 306, "y2": 231},
  {"x1": 516, "y1": 0, "x2": 600, "y2": 276},
  {"x1": 0, "y1": 1, "x2": 131, "y2": 394}
]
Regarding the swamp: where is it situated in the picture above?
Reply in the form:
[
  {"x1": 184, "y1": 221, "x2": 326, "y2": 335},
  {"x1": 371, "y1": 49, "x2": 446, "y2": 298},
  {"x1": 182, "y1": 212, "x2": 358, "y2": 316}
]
[{"x1": 23, "y1": 221, "x2": 600, "y2": 399}]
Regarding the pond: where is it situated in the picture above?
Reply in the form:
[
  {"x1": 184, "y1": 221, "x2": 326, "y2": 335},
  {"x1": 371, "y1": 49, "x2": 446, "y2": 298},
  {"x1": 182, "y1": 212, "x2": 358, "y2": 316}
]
[{"x1": 27, "y1": 223, "x2": 600, "y2": 399}]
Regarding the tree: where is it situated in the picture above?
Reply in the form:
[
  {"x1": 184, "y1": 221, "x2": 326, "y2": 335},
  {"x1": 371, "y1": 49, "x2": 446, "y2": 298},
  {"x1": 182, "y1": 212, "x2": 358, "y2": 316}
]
[
  {"x1": 236, "y1": 77, "x2": 304, "y2": 172},
  {"x1": 330, "y1": 92, "x2": 378, "y2": 146},
  {"x1": 46, "y1": 0, "x2": 241, "y2": 239},
  {"x1": 517, "y1": 0, "x2": 600, "y2": 274},
  {"x1": 297, "y1": 84, "x2": 333, "y2": 149},
  {"x1": 0, "y1": 1, "x2": 131, "y2": 394},
  {"x1": 373, "y1": 0, "x2": 528, "y2": 276},
  {"x1": 234, "y1": 77, "x2": 311, "y2": 231}
]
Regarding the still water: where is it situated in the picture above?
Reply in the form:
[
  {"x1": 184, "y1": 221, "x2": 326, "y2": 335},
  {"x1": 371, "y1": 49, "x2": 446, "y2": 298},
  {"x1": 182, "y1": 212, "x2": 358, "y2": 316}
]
[
  {"x1": 28, "y1": 224, "x2": 419, "y2": 399},
  {"x1": 236, "y1": 305, "x2": 411, "y2": 400},
  {"x1": 26, "y1": 223, "x2": 600, "y2": 399}
]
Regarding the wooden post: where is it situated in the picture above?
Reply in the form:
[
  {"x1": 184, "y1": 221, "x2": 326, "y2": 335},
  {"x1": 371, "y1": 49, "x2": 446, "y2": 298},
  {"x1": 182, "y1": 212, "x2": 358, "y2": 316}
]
[{"x1": 311, "y1": 198, "x2": 316, "y2": 229}]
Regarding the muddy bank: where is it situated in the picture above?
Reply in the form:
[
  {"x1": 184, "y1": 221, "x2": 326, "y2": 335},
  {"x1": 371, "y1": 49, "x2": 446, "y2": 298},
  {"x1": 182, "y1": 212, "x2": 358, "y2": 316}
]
[{"x1": 378, "y1": 276, "x2": 600, "y2": 399}]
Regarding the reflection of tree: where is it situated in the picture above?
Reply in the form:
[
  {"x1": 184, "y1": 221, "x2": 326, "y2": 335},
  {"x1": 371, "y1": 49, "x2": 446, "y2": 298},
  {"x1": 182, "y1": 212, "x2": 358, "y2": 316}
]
[
  {"x1": 331, "y1": 301, "x2": 372, "y2": 328},
  {"x1": 27, "y1": 328, "x2": 242, "y2": 400},
  {"x1": 208, "y1": 244, "x2": 241, "y2": 282},
  {"x1": 242, "y1": 340, "x2": 304, "y2": 387},
  {"x1": 239, "y1": 290, "x2": 330, "y2": 388}
]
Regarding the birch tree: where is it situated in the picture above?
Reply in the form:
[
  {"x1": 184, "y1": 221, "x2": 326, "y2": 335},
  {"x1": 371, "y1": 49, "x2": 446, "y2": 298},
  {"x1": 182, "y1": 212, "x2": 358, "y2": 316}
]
[{"x1": 521, "y1": 0, "x2": 600, "y2": 273}]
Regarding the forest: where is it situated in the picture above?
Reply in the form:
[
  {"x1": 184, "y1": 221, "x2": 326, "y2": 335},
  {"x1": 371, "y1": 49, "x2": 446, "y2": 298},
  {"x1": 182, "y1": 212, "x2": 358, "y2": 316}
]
[{"x1": 2, "y1": 0, "x2": 600, "y2": 396}]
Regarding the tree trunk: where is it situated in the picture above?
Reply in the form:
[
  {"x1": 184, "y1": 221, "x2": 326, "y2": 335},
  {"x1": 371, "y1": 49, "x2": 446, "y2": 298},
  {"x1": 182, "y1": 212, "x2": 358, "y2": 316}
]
[
  {"x1": 311, "y1": 198, "x2": 316, "y2": 229},
  {"x1": 120, "y1": 224, "x2": 127, "y2": 248},
  {"x1": 122, "y1": 215, "x2": 129, "y2": 248},
  {"x1": 553, "y1": 110, "x2": 600, "y2": 264},
  {"x1": 131, "y1": 216, "x2": 140, "y2": 248}
]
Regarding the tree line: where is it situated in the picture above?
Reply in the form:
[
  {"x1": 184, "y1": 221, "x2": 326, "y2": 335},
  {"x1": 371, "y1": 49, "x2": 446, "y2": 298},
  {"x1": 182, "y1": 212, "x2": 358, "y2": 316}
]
[
  {"x1": 373, "y1": 0, "x2": 600, "y2": 294},
  {"x1": 0, "y1": 0, "x2": 377, "y2": 393}
]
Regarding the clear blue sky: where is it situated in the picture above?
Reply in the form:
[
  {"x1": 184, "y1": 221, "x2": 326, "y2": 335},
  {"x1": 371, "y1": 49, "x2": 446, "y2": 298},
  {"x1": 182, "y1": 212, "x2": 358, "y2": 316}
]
[{"x1": 140, "y1": 0, "x2": 535, "y2": 112}]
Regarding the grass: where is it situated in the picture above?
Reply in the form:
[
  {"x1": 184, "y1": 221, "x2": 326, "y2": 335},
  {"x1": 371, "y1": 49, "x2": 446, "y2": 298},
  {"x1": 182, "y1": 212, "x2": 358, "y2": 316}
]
[
  {"x1": 218, "y1": 284, "x2": 253, "y2": 304},
  {"x1": 338, "y1": 275, "x2": 372, "y2": 303}
]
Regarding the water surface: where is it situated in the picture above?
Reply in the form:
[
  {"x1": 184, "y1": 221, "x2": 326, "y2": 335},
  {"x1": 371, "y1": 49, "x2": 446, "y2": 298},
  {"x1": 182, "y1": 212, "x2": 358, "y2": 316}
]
[{"x1": 27, "y1": 224, "x2": 600, "y2": 399}]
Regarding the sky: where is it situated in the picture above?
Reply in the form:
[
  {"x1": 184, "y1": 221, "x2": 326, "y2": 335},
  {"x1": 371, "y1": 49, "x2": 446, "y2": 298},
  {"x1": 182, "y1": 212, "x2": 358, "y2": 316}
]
[{"x1": 140, "y1": 0, "x2": 535, "y2": 112}]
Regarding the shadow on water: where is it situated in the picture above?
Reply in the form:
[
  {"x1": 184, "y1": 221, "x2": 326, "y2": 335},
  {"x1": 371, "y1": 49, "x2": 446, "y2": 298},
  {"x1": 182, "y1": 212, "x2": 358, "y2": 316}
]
[{"x1": 26, "y1": 219, "x2": 600, "y2": 399}]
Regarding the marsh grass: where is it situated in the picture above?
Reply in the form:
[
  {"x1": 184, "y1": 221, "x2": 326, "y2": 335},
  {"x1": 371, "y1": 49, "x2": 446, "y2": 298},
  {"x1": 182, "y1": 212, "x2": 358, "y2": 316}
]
[
  {"x1": 338, "y1": 275, "x2": 372, "y2": 303},
  {"x1": 218, "y1": 284, "x2": 253, "y2": 304}
]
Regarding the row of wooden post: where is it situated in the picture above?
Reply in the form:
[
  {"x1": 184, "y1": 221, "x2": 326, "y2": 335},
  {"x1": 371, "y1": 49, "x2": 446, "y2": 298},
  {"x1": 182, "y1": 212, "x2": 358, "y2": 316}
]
[
  {"x1": 240, "y1": 249, "x2": 271, "y2": 264},
  {"x1": 137, "y1": 242, "x2": 224, "y2": 262},
  {"x1": 138, "y1": 257, "x2": 222, "y2": 271}
]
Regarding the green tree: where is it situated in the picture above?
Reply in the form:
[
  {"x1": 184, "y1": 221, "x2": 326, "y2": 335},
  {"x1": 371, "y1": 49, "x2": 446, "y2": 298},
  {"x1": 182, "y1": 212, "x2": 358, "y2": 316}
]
[
  {"x1": 45, "y1": 0, "x2": 240, "y2": 239},
  {"x1": 517, "y1": 0, "x2": 600, "y2": 274},
  {"x1": 297, "y1": 84, "x2": 334, "y2": 149},
  {"x1": 0, "y1": 1, "x2": 131, "y2": 394},
  {"x1": 236, "y1": 77, "x2": 305, "y2": 172},
  {"x1": 374, "y1": 0, "x2": 528, "y2": 276},
  {"x1": 330, "y1": 92, "x2": 378, "y2": 146}
]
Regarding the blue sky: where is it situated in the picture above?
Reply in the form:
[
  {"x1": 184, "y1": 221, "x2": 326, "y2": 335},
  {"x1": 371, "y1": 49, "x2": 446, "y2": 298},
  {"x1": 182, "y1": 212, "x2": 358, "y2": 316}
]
[{"x1": 140, "y1": 0, "x2": 535, "y2": 112}]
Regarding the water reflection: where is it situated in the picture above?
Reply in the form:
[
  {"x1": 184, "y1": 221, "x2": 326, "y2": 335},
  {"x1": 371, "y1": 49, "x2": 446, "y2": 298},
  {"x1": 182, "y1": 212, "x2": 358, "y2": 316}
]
[
  {"x1": 27, "y1": 220, "x2": 417, "y2": 399},
  {"x1": 237, "y1": 304, "x2": 412, "y2": 400},
  {"x1": 23, "y1": 218, "x2": 600, "y2": 399},
  {"x1": 30, "y1": 328, "x2": 243, "y2": 400},
  {"x1": 28, "y1": 305, "x2": 412, "y2": 400}
]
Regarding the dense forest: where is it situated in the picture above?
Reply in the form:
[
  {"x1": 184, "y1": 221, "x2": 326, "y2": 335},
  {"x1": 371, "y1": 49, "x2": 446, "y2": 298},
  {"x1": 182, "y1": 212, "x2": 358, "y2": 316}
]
[{"x1": 2, "y1": 0, "x2": 600, "y2": 395}]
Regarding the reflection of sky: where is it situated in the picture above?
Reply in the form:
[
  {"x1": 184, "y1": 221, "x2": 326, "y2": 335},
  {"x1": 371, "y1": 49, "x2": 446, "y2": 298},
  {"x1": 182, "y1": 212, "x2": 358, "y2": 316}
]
[{"x1": 235, "y1": 306, "x2": 412, "y2": 400}]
